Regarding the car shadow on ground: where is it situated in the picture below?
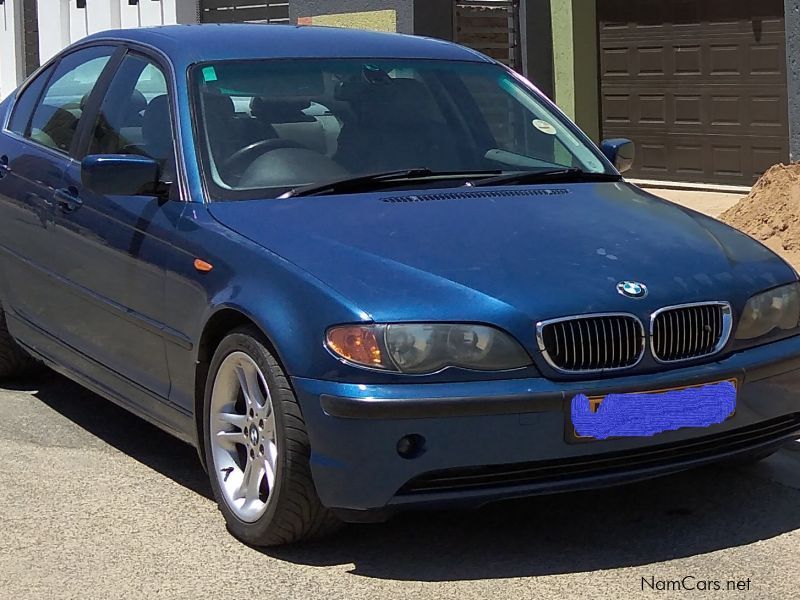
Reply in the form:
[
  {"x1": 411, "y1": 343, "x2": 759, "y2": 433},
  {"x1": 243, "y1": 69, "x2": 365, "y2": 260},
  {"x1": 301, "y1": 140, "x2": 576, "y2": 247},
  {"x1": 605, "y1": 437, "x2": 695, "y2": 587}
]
[
  {"x1": 20, "y1": 372, "x2": 800, "y2": 581},
  {"x1": 21, "y1": 371, "x2": 213, "y2": 500}
]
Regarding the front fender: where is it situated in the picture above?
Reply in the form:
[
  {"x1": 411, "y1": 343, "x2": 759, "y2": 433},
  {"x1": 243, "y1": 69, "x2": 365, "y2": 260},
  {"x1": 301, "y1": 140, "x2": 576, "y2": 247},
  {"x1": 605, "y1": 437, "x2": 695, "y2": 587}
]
[{"x1": 163, "y1": 206, "x2": 368, "y2": 420}]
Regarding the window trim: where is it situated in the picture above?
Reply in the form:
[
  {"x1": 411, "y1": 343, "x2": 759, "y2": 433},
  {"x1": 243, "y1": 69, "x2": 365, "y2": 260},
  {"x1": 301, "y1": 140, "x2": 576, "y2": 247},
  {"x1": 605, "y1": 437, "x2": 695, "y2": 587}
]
[
  {"x1": 74, "y1": 37, "x2": 190, "y2": 203},
  {"x1": 73, "y1": 48, "x2": 173, "y2": 162},
  {"x1": 70, "y1": 46, "x2": 128, "y2": 159},
  {"x1": 188, "y1": 57, "x2": 617, "y2": 202},
  {"x1": 1, "y1": 37, "x2": 191, "y2": 203},
  {"x1": 3, "y1": 56, "x2": 60, "y2": 133},
  {"x1": 6, "y1": 63, "x2": 56, "y2": 140}
]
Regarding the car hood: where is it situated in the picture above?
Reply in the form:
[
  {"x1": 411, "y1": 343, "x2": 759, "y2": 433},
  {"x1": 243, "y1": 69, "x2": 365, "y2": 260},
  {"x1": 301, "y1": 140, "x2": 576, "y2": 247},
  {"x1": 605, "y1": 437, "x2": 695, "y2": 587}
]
[{"x1": 208, "y1": 182, "x2": 795, "y2": 323}]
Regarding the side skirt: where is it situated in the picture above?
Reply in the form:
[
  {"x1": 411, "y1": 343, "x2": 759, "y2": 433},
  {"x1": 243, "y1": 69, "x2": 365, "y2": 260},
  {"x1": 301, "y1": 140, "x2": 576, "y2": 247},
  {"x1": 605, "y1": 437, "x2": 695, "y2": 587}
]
[{"x1": 7, "y1": 310, "x2": 197, "y2": 448}]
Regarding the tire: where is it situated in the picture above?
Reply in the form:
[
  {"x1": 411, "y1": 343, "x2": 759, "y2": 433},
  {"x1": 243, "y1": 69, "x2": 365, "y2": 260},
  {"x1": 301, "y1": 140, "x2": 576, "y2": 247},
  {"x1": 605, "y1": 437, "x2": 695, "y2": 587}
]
[
  {"x1": 0, "y1": 305, "x2": 40, "y2": 379},
  {"x1": 203, "y1": 326, "x2": 341, "y2": 546}
]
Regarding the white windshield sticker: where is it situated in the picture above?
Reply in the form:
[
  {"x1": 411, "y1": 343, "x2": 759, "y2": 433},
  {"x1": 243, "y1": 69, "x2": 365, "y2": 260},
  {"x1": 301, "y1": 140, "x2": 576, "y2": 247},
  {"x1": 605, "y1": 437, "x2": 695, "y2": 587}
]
[{"x1": 532, "y1": 119, "x2": 557, "y2": 135}]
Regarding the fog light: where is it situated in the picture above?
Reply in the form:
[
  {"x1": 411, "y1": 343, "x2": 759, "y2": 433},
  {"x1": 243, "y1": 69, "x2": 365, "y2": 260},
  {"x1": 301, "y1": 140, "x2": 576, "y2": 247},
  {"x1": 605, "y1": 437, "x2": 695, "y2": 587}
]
[{"x1": 396, "y1": 434, "x2": 426, "y2": 459}]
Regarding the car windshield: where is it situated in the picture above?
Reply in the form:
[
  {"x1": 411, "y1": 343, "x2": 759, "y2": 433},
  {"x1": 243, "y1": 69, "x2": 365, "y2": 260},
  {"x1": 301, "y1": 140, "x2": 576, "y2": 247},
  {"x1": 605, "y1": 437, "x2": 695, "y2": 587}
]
[{"x1": 191, "y1": 58, "x2": 613, "y2": 200}]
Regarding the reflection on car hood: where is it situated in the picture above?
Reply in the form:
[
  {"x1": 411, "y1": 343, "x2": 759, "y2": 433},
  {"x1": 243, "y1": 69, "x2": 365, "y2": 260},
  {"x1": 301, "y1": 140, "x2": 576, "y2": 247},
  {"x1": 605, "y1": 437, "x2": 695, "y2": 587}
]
[{"x1": 208, "y1": 182, "x2": 795, "y2": 323}]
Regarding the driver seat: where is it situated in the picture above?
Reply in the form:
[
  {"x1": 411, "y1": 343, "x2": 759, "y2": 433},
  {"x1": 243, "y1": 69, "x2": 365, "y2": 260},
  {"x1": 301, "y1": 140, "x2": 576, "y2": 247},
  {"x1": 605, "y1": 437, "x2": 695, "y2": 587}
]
[
  {"x1": 334, "y1": 78, "x2": 458, "y2": 173},
  {"x1": 202, "y1": 92, "x2": 246, "y2": 166},
  {"x1": 141, "y1": 94, "x2": 176, "y2": 182}
]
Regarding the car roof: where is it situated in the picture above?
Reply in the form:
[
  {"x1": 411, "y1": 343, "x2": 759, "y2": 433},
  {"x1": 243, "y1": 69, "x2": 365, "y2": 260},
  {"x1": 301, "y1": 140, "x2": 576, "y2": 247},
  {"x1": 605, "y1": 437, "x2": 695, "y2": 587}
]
[{"x1": 82, "y1": 24, "x2": 492, "y2": 66}]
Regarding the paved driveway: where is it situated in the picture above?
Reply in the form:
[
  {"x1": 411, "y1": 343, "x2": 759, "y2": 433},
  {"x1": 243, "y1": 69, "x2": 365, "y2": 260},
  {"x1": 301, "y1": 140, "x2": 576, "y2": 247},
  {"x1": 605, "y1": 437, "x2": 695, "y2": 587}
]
[
  {"x1": 643, "y1": 188, "x2": 742, "y2": 218},
  {"x1": 1, "y1": 372, "x2": 799, "y2": 599}
]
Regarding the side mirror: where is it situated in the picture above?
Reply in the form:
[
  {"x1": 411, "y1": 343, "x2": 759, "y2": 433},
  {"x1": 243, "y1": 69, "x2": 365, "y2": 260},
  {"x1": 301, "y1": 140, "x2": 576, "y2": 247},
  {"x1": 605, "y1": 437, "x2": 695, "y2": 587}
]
[
  {"x1": 600, "y1": 138, "x2": 635, "y2": 174},
  {"x1": 81, "y1": 154, "x2": 162, "y2": 196}
]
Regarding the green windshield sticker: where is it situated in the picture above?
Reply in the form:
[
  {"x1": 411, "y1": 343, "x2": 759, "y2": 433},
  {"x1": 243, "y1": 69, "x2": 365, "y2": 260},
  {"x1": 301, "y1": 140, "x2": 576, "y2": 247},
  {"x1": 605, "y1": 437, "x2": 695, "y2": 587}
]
[{"x1": 201, "y1": 66, "x2": 218, "y2": 82}]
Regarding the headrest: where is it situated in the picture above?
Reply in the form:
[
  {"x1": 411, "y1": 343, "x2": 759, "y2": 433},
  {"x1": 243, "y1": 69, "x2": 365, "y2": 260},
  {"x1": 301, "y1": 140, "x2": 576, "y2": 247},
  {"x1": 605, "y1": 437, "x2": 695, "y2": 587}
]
[
  {"x1": 81, "y1": 89, "x2": 147, "y2": 115},
  {"x1": 340, "y1": 77, "x2": 440, "y2": 127},
  {"x1": 250, "y1": 98, "x2": 314, "y2": 123},
  {"x1": 142, "y1": 95, "x2": 173, "y2": 160},
  {"x1": 202, "y1": 92, "x2": 235, "y2": 120},
  {"x1": 128, "y1": 89, "x2": 148, "y2": 116},
  {"x1": 334, "y1": 80, "x2": 365, "y2": 102}
]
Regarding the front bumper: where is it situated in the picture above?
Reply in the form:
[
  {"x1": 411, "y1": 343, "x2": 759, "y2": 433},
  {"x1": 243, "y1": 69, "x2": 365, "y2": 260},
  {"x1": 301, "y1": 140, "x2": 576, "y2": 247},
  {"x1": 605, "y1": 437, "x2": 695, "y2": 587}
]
[{"x1": 293, "y1": 335, "x2": 800, "y2": 521}]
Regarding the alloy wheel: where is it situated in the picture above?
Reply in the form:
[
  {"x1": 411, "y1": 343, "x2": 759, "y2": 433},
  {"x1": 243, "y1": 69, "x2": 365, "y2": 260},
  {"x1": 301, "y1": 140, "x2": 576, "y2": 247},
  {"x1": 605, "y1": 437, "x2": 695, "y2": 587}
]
[{"x1": 209, "y1": 351, "x2": 278, "y2": 522}]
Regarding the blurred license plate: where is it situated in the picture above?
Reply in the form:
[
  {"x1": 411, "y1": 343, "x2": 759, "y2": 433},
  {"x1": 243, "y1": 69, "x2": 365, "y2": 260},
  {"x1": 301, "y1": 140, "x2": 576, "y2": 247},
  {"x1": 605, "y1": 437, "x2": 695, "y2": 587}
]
[{"x1": 568, "y1": 379, "x2": 737, "y2": 441}]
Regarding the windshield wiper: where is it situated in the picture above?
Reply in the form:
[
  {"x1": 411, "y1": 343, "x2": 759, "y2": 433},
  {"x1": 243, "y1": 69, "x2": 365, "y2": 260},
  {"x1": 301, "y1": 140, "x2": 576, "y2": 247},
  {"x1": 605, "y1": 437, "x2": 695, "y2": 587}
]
[
  {"x1": 280, "y1": 168, "x2": 501, "y2": 198},
  {"x1": 471, "y1": 168, "x2": 621, "y2": 187}
]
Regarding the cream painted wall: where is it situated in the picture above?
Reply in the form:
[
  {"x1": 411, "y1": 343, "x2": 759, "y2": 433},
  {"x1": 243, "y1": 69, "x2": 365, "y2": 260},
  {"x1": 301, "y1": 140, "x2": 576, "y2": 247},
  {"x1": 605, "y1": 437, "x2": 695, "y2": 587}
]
[
  {"x1": 0, "y1": 1, "x2": 25, "y2": 98},
  {"x1": 38, "y1": 0, "x2": 190, "y2": 64},
  {"x1": 0, "y1": 0, "x2": 197, "y2": 97}
]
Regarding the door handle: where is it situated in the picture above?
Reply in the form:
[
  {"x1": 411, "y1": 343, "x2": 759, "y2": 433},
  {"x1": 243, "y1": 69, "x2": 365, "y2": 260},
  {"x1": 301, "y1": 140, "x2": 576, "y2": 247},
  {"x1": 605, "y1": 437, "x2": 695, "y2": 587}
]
[
  {"x1": 0, "y1": 155, "x2": 10, "y2": 179},
  {"x1": 54, "y1": 187, "x2": 83, "y2": 213}
]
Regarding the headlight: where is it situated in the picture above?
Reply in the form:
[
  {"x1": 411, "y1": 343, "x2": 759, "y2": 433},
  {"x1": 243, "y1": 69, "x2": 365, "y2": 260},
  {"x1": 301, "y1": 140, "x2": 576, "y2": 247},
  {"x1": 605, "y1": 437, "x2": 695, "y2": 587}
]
[
  {"x1": 326, "y1": 323, "x2": 531, "y2": 374},
  {"x1": 735, "y1": 282, "x2": 800, "y2": 340}
]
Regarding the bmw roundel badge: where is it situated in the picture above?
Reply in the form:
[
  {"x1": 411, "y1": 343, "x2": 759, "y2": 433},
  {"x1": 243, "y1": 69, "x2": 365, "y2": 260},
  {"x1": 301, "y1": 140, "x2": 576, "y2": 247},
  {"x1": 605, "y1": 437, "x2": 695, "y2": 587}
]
[{"x1": 617, "y1": 281, "x2": 648, "y2": 299}]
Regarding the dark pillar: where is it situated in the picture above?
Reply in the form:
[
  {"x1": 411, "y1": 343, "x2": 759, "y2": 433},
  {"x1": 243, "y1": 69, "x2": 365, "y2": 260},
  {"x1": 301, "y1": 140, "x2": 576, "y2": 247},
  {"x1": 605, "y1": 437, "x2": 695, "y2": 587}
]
[
  {"x1": 520, "y1": 0, "x2": 554, "y2": 98},
  {"x1": 413, "y1": 0, "x2": 454, "y2": 41},
  {"x1": 786, "y1": 0, "x2": 800, "y2": 161}
]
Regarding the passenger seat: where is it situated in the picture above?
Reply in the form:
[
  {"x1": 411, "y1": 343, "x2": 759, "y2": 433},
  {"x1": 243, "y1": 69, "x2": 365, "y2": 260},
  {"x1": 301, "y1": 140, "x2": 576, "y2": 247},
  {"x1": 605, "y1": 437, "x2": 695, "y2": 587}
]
[{"x1": 334, "y1": 78, "x2": 460, "y2": 173}]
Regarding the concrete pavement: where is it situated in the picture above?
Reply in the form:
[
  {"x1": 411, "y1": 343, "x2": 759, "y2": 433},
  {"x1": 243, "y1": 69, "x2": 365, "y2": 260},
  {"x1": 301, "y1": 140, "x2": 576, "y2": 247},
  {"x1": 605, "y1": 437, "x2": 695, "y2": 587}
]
[{"x1": 1, "y1": 372, "x2": 799, "y2": 599}]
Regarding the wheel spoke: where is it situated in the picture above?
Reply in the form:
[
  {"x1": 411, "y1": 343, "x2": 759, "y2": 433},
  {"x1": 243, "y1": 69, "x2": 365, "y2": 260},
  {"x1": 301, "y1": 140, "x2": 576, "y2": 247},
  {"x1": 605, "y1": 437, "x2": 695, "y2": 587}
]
[
  {"x1": 262, "y1": 412, "x2": 276, "y2": 441},
  {"x1": 245, "y1": 459, "x2": 264, "y2": 503},
  {"x1": 235, "y1": 363, "x2": 266, "y2": 408},
  {"x1": 216, "y1": 431, "x2": 244, "y2": 447},
  {"x1": 265, "y1": 442, "x2": 278, "y2": 491},
  {"x1": 217, "y1": 412, "x2": 247, "y2": 429},
  {"x1": 234, "y1": 365, "x2": 253, "y2": 407},
  {"x1": 233, "y1": 460, "x2": 251, "y2": 500}
]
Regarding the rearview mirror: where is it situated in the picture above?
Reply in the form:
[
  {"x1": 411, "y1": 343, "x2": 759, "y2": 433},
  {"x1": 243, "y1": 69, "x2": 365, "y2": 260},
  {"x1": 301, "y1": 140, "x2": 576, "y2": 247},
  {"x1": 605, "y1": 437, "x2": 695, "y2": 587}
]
[
  {"x1": 81, "y1": 154, "x2": 162, "y2": 196},
  {"x1": 600, "y1": 139, "x2": 635, "y2": 174}
]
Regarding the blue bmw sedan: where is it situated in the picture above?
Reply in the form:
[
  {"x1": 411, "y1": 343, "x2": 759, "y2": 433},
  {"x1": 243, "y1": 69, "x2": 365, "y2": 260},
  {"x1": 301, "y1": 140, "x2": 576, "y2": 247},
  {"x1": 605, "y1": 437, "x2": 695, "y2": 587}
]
[{"x1": 0, "y1": 24, "x2": 799, "y2": 546}]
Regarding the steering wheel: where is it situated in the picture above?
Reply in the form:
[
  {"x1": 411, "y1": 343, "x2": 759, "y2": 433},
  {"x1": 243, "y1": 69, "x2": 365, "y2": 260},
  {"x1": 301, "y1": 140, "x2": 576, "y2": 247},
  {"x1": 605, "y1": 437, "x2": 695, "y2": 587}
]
[{"x1": 222, "y1": 138, "x2": 306, "y2": 177}]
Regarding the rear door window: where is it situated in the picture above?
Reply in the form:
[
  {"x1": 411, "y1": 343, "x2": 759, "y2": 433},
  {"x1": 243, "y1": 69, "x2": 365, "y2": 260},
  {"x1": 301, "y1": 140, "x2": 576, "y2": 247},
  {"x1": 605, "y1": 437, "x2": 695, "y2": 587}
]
[
  {"x1": 26, "y1": 46, "x2": 116, "y2": 154},
  {"x1": 7, "y1": 64, "x2": 55, "y2": 136}
]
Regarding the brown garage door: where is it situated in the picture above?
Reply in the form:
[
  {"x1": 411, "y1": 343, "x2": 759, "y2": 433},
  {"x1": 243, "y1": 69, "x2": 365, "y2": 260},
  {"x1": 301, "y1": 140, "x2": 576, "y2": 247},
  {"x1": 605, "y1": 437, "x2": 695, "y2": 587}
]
[{"x1": 598, "y1": 0, "x2": 788, "y2": 185}]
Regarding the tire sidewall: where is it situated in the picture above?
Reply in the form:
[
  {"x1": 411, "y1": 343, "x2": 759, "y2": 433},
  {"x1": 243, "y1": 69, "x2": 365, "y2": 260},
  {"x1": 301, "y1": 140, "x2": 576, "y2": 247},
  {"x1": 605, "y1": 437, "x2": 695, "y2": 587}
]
[{"x1": 203, "y1": 330, "x2": 289, "y2": 543}]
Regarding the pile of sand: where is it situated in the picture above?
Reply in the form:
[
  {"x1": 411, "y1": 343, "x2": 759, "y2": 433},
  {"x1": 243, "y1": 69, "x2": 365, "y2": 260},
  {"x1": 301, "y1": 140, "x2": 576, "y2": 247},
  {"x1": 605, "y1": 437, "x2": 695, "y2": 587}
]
[{"x1": 719, "y1": 163, "x2": 800, "y2": 268}]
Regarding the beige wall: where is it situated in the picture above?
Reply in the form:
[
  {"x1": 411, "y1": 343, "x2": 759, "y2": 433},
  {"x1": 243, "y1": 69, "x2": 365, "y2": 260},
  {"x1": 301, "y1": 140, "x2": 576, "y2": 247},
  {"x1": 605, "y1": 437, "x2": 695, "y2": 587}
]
[
  {"x1": 550, "y1": 0, "x2": 600, "y2": 141},
  {"x1": 298, "y1": 9, "x2": 397, "y2": 32}
]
